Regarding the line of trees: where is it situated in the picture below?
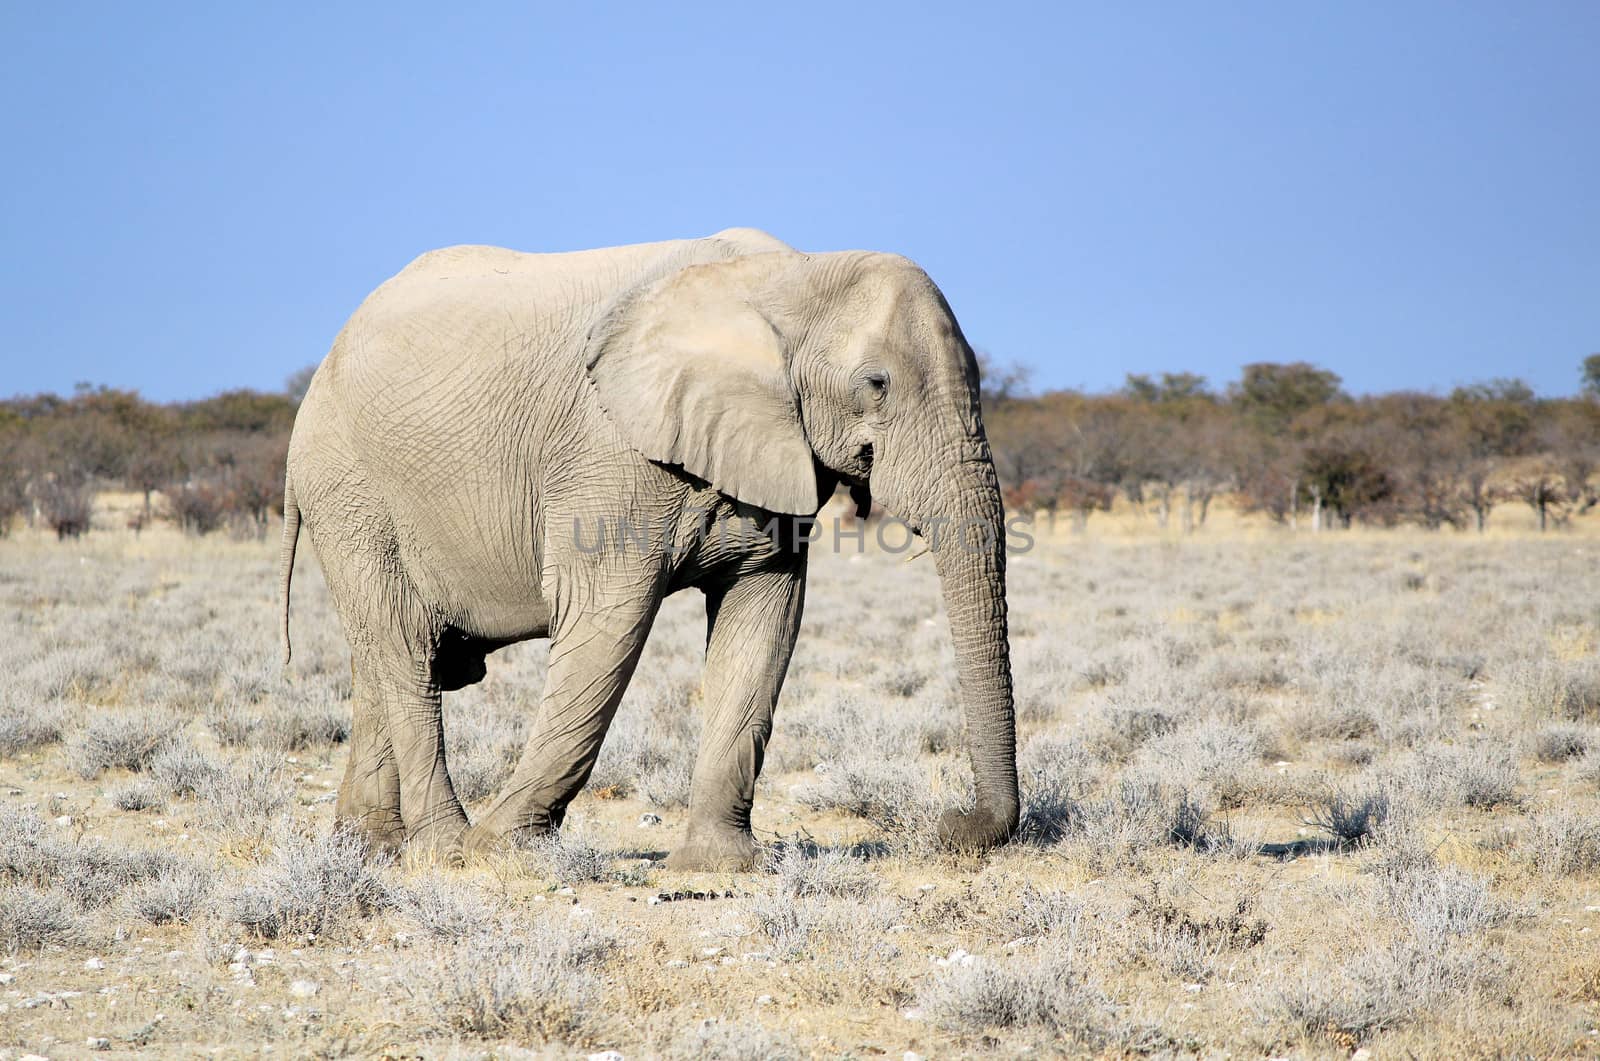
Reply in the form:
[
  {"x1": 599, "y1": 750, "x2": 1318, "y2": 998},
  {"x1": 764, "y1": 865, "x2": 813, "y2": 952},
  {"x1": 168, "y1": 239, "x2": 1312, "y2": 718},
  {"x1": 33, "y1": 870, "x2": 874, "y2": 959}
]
[
  {"x1": 0, "y1": 381, "x2": 300, "y2": 539},
  {"x1": 2, "y1": 357, "x2": 1597, "y2": 540},
  {"x1": 983, "y1": 354, "x2": 1600, "y2": 533}
]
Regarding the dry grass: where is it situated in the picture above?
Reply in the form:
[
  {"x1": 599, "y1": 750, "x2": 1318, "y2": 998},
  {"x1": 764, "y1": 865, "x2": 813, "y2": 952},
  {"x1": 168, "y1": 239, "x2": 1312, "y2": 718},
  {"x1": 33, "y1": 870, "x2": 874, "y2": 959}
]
[{"x1": 2, "y1": 518, "x2": 1600, "y2": 1057}]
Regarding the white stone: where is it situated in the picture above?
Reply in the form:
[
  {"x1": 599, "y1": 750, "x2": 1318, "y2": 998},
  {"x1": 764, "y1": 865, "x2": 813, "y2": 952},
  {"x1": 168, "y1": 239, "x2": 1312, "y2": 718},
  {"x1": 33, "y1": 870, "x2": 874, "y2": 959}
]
[
  {"x1": 289, "y1": 980, "x2": 319, "y2": 999},
  {"x1": 587, "y1": 1053, "x2": 625, "y2": 1061},
  {"x1": 756, "y1": 994, "x2": 773, "y2": 1005},
  {"x1": 83, "y1": 958, "x2": 105, "y2": 971},
  {"x1": 86, "y1": 1037, "x2": 111, "y2": 1050},
  {"x1": 638, "y1": 813, "x2": 662, "y2": 827}
]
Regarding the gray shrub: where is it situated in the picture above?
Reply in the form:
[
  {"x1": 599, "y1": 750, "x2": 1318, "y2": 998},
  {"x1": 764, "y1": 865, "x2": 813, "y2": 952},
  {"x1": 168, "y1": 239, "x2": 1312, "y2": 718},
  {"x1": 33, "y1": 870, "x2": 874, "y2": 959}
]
[
  {"x1": 106, "y1": 779, "x2": 165, "y2": 812},
  {"x1": 401, "y1": 913, "x2": 620, "y2": 1040},
  {"x1": 123, "y1": 863, "x2": 214, "y2": 925},
  {"x1": 228, "y1": 825, "x2": 390, "y2": 940},
  {"x1": 389, "y1": 872, "x2": 507, "y2": 941},
  {"x1": 1, "y1": 804, "x2": 180, "y2": 910},
  {"x1": 1306, "y1": 785, "x2": 1392, "y2": 846},
  {"x1": 1522, "y1": 810, "x2": 1600, "y2": 875},
  {"x1": 766, "y1": 845, "x2": 879, "y2": 899},
  {"x1": 0, "y1": 883, "x2": 80, "y2": 953},
  {"x1": 669, "y1": 1017, "x2": 802, "y2": 1061},
  {"x1": 918, "y1": 942, "x2": 1112, "y2": 1044},
  {"x1": 66, "y1": 709, "x2": 181, "y2": 778},
  {"x1": 191, "y1": 751, "x2": 297, "y2": 835},
  {"x1": 516, "y1": 824, "x2": 614, "y2": 884},
  {"x1": 0, "y1": 697, "x2": 72, "y2": 757},
  {"x1": 1267, "y1": 937, "x2": 1502, "y2": 1046},
  {"x1": 148, "y1": 741, "x2": 230, "y2": 797},
  {"x1": 1530, "y1": 722, "x2": 1592, "y2": 763}
]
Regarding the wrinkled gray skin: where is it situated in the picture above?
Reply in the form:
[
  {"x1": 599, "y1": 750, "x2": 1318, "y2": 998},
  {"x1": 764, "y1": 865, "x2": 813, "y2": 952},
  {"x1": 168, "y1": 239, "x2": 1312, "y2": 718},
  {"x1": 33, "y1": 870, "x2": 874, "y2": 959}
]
[{"x1": 280, "y1": 228, "x2": 1017, "y2": 870}]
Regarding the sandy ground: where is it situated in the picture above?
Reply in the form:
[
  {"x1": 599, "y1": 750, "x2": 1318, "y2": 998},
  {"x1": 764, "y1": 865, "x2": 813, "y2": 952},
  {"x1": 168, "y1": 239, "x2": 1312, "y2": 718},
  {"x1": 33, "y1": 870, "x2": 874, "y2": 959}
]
[{"x1": 3, "y1": 508, "x2": 1600, "y2": 1058}]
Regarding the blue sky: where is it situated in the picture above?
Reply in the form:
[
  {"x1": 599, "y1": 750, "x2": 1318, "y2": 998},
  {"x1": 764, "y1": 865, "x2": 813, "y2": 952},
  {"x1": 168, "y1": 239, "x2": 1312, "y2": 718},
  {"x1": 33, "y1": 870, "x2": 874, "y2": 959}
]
[{"x1": 2, "y1": 3, "x2": 1596, "y2": 401}]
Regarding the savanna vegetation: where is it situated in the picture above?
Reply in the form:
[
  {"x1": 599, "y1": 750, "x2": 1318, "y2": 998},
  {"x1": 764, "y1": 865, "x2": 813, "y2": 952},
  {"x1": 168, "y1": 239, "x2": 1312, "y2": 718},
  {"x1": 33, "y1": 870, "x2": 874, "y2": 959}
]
[
  {"x1": 3, "y1": 517, "x2": 1599, "y2": 1056},
  {"x1": 3, "y1": 355, "x2": 1598, "y2": 541},
  {"x1": 4, "y1": 355, "x2": 1600, "y2": 1057}
]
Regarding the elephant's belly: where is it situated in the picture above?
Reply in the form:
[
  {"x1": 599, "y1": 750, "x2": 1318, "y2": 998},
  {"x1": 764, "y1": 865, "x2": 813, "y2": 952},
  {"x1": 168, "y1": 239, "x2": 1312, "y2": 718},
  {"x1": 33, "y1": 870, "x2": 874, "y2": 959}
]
[{"x1": 403, "y1": 544, "x2": 551, "y2": 644}]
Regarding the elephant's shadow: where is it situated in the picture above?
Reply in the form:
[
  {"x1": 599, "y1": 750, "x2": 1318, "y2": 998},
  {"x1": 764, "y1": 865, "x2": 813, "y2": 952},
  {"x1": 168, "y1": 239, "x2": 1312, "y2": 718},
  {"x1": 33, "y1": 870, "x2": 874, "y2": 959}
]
[{"x1": 615, "y1": 835, "x2": 892, "y2": 865}]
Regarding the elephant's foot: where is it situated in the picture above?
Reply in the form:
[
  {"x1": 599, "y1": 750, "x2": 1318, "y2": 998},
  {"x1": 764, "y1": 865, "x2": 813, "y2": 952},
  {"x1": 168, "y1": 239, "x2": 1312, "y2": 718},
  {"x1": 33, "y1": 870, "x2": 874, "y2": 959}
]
[
  {"x1": 459, "y1": 822, "x2": 517, "y2": 862},
  {"x1": 667, "y1": 823, "x2": 759, "y2": 872},
  {"x1": 333, "y1": 806, "x2": 405, "y2": 860},
  {"x1": 401, "y1": 816, "x2": 470, "y2": 869},
  {"x1": 936, "y1": 802, "x2": 1018, "y2": 854}
]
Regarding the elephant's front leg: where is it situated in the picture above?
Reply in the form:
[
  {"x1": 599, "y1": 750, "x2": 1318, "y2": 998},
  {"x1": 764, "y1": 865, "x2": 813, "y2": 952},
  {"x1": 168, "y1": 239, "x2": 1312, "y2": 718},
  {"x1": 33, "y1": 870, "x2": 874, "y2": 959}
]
[
  {"x1": 463, "y1": 578, "x2": 660, "y2": 852},
  {"x1": 668, "y1": 561, "x2": 806, "y2": 872}
]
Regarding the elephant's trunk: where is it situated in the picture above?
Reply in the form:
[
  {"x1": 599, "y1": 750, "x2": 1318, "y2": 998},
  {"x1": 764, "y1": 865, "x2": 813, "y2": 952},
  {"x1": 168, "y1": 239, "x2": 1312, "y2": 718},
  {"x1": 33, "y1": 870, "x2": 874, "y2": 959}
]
[{"x1": 929, "y1": 450, "x2": 1019, "y2": 850}]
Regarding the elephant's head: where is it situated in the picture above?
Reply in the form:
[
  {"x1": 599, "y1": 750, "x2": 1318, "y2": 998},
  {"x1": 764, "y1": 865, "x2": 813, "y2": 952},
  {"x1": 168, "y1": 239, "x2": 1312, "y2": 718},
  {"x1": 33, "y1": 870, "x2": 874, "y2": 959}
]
[{"x1": 586, "y1": 243, "x2": 1019, "y2": 852}]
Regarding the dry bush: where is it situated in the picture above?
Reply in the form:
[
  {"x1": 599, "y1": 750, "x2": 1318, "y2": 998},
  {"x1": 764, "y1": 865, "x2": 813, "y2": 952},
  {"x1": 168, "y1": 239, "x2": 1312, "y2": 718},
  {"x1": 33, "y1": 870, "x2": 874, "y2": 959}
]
[
  {"x1": 444, "y1": 699, "x2": 527, "y2": 805},
  {"x1": 190, "y1": 750, "x2": 297, "y2": 836},
  {"x1": 388, "y1": 872, "x2": 508, "y2": 941},
  {"x1": 764, "y1": 845, "x2": 880, "y2": 899},
  {"x1": 122, "y1": 863, "x2": 214, "y2": 925},
  {"x1": 0, "y1": 697, "x2": 72, "y2": 757},
  {"x1": 668, "y1": 1017, "x2": 803, "y2": 1061},
  {"x1": 743, "y1": 892, "x2": 902, "y2": 962},
  {"x1": 1001, "y1": 886, "x2": 1085, "y2": 939},
  {"x1": 588, "y1": 666, "x2": 698, "y2": 807},
  {"x1": 148, "y1": 740, "x2": 229, "y2": 797},
  {"x1": 515, "y1": 823, "x2": 616, "y2": 884},
  {"x1": 917, "y1": 939, "x2": 1132, "y2": 1047},
  {"x1": 399, "y1": 910, "x2": 620, "y2": 1041},
  {"x1": 0, "y1": 805, "x2": 181, "y2": 911},
  {"x1": 206, "y1": 698, "x2": 348, "y2": 751},
  {"x1": 227, "y1": 825, "x2": 390, "y2": 940},
  {"x1": 107, "y1": 778, "x2": 165, "y2": 812},
  {"x1": 1530, "y1": 722, "x2": 1592, "y2": 763},
  {"x1": 1305, "y1": 784, "x2": 1393, "y2": 845},
  {"x1": 1265, "y1": 937, "x2": 1504, "y2": 1047},
  {"x1": 1131, "y1": 716, "x2": 1267, "y2": 807},
  {"x1": 1499, "y1": 658, "x2": 1600, "y2": 722},
  {"x1": 1521, "y1": 811, "x2": 1600, "y2": 875},
  {"x1": 0, "y1": 883, "x2": 81, "y2": 953},
  {"x1": 66, "y1": 709, "x2": 181, "y2": 778},
  {"x1": 1017, "y1": 732, "x2": 1097, "y2": 843},
  {"x1": 794, "y1": 751, "x2": 957, "y2": 853}
]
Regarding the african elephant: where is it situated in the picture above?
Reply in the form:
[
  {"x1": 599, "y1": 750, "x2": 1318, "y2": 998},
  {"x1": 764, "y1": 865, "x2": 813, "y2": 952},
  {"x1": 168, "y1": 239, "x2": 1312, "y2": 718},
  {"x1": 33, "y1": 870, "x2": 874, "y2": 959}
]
[{"x1": 278, "y1": 228, "x2": 1017, "y2": 870}]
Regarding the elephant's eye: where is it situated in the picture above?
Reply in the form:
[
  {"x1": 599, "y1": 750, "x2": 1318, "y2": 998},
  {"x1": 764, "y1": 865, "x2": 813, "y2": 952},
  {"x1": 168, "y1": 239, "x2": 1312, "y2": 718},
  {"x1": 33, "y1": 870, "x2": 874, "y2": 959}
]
[{"x1": 863, "y1": 371, "x2": 889, "y2": 402}]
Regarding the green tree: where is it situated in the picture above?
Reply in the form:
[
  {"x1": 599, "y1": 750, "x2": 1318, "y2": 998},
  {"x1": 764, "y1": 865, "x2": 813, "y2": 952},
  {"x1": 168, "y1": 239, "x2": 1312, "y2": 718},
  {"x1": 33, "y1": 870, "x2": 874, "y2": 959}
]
[
  {"x1": 1124, "y1": 371, "x2": 1210, "y2": 405},
  {"x1": 1228, "y1": 362, "x2": 1343, "y2": 433},
  {"x1": 1582, "y1": 353, "x2": 1600, "y2": 398}
]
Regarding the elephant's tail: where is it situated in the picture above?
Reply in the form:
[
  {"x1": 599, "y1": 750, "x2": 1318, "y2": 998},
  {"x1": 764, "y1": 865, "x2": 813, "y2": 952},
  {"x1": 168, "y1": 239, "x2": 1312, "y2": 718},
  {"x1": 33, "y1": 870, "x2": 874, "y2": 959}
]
[{"x1": 279, "y1": 474, "x2": 300, "y2": 666}]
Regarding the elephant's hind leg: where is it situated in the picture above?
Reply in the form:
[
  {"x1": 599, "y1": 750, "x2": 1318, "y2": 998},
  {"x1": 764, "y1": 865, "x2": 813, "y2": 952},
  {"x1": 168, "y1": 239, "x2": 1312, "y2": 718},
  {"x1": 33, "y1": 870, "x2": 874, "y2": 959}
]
[
  {"x1": 313, "y1": 525, "x2": 469, "y2": 862},
  {"x1": 370, "y1": 639, "x2": 470, "y2": 862},
  {"x1": 334, "y1": 663, "x2": 403, "y2": 855}
]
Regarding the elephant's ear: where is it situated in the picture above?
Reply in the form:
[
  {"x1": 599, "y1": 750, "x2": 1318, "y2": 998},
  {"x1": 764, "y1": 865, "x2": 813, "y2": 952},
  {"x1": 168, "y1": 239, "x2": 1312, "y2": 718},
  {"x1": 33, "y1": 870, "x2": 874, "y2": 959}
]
[{"x1": 584, "y1": 256, "x2": 820, "y2": 515}]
